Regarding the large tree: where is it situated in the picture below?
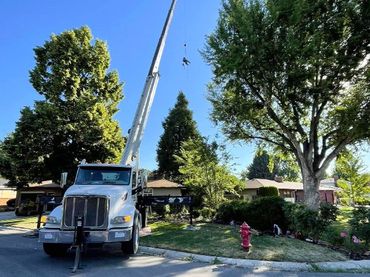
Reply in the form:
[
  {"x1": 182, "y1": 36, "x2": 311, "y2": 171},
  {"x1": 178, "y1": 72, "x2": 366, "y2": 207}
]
[
  {"x1": 156, "y1": 91, "x2": 200, "y2": 180},
  {"x1": 0, "y1": 27, "x2": 124, "y2": 184},
  {"x1": 204, "y1": 0, "x2": 370, "y2": 209}
]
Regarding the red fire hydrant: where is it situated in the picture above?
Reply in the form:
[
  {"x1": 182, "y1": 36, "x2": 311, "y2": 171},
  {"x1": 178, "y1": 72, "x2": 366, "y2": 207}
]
[{"x1": 240, "y1": 222, "x2": 252, "y2": 251}]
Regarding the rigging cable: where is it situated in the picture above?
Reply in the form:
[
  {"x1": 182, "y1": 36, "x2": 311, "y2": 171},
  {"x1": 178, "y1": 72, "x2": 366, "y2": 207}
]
[{"x1": 181, "y1": 0, "x2": 190, "y2": 94}]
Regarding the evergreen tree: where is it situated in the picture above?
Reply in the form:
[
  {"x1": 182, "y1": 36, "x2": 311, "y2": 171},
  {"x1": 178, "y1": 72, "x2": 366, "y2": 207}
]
[
  {"x1": 0, "y1": 27, "x2": 124, "y2": 185},
  {"x1": 247, "y1": 150, "x2": 273, "y2": 180},
  {"x1": 156, "y1": 92, "x2": 200, "y2": 180},
  {"x1": 245, "y1": 148, "x2": 300, "y2": 181}
]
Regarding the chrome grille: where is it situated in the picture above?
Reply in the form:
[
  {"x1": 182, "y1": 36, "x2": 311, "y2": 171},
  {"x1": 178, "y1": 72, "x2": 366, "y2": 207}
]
[{"x1": 63, "y1": 196, "x2": 108, "y2": 229}]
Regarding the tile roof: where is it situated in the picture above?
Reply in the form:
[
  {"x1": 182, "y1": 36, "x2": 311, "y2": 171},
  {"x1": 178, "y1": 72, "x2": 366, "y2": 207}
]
[
  {"x1": 246, "y1": 178, "x2": 338, "y2": 191},
  {"x1": 147, "y1": 179, "x2": 183, "y2": 189}
]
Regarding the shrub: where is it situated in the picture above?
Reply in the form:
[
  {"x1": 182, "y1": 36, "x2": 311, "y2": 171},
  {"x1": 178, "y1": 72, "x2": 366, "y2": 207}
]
[
  {"x1": 323, "y1": 226, "x2": 346, "y2": 247},
  {"x1": 216, "y1": 200, "x2": 249, "y2": 223},
  {"x1": 285, "y1": 203, "x2": 338, "y2": 243},
  {"x1": 199, "y1": 207, "x2": 216, "y2": 220},
  {"x1": 246, "y1": 196, "x2": 288, "y2": 232},
  {"x1": 257, "y1": 186, "x2": 279, "y2": 197},
  {"x1": 320, "y1": 203, "x2": 339, "y2": 224},
  {"x1": 6, "y1": 198, "x2": 16, "y2": 208},
  {"x1": 216, "y1": 196, "x2": 288, "y2": 232},
  {"x1": 151, "y1": 204, "x2": 170, "y2": 217},
  {"x1": 350, "y1": 207, "x2": 370, "y2": 246}
]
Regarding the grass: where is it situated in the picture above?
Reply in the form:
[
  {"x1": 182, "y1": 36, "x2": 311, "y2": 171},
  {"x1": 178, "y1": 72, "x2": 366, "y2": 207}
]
[
  {"x1": 141, "y1": 221, "x2": 347, "y2": 263},
  {"x1": 0, "y1": 216, "x2": 39, "y2": 229}
]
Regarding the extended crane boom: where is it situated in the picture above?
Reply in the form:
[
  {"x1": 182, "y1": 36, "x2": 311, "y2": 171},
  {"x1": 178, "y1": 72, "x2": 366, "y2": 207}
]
[
  {"x1": 39, "y1": 1, "x2": 178, "y2": 264},
  {"x1": 121, "y1": 0, "x2": 177, "y2": 165}
]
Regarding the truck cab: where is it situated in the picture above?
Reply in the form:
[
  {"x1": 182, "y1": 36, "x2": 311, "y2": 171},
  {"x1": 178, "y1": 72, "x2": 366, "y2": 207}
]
[{"x1": 39, "y1": 164, "x2": 145, "y2": 256}]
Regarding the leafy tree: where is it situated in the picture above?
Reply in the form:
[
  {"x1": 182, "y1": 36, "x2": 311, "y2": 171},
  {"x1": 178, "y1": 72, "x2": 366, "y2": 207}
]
[
  {"x1": 156, "y1": 92, "x2": 200, "y2": 180},
  {"x1": 272, "y1": 151, "x2": 301, "y2": 182},
  {"x1": 175, "y1": 138, "x2": 241, "y2": 209},
  {"x1": 0, "y1": 27, "x2": 124, "y2": 184},
  {"x1": 203, "y1": 0, "x2": 370, "y2": 209},
  {"x1": 335, "y1": 151, "x2": 370, "y2": 205}
]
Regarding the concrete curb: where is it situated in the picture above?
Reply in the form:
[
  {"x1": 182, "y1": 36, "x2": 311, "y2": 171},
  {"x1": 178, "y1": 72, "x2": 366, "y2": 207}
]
[
  {"x1": 139, "y1": 246, "x2": 370, "y2": 272},
  {"x1": 315, "y1": 260, "x2": 370, "y2": 272}
]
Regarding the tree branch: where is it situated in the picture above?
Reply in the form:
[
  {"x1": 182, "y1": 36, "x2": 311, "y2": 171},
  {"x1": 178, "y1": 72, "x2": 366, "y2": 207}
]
[{"x1": 316, "y1": 137, "x2": 351, "y2": 178}]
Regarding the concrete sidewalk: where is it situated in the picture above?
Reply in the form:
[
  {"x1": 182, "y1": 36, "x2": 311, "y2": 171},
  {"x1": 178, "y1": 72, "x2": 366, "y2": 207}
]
[{"x1": 139, "y1": 246, "x2": 370, "y2": 273}]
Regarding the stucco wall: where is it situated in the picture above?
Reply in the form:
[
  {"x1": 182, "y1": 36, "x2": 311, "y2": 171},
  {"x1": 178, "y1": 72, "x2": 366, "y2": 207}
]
[
  {"x1": 152, "y1": 188, "x2": 182, "y2": 196},
  {"x1": 0, "y1": 189, "x2": 16, "y2": 205},
  {"x1": 241, "y1": 189, "x2": 257, "y2": 200}
]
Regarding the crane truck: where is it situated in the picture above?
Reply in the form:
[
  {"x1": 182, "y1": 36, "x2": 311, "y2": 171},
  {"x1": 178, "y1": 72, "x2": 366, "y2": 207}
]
[{"x1": 39, "y1": 0, "x2": 177, "y2": 259}]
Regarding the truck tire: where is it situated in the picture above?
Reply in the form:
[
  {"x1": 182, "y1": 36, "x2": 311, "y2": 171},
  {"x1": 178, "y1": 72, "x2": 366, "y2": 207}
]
[
  {"x1": 121, "y1": 218, "x2": 140, "y2": 255},
  {"x1": 43, "y1": 243, "x2": 69, "y2": 257}
]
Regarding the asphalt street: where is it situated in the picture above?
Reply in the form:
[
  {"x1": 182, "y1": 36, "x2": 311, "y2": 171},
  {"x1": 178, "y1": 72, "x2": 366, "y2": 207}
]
[
  {"x1": 0, "y1": 211, "x2": 17, "y2": 221},
  {"x1": 0, "y1": 228, "x2": 368, "y2": 277}
]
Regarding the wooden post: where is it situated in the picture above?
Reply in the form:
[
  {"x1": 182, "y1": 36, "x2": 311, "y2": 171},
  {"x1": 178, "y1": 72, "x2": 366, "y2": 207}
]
[{"x1": 189, "y1": 202, "x2": 193, "y2": 226}]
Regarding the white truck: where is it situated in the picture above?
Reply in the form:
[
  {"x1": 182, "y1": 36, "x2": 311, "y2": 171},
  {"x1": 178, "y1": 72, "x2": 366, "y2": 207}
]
[{"x1": 39, "y1": 0, "x2": 177, "y2": 258}]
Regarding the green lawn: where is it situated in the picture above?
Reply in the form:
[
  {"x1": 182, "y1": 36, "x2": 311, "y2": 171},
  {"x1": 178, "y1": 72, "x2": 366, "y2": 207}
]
[
  {"x1": 141, "y1": 221, "x2": 347, "y2": 263},
  {"x1": 0, "y1": 216, "x2": 39, "y2": 229}
]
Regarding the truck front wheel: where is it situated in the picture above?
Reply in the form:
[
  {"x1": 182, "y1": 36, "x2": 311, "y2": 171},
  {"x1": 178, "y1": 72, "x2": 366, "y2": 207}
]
[
  {"x1": 43, "y1": 243, "x2": 70, "y2": 257},
  {"x1": 121, "y1": 219, "x2": 139, "y2": 255}
]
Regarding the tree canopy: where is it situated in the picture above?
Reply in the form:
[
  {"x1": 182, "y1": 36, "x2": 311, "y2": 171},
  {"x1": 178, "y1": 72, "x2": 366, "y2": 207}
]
[
  {"x1": 0, "y1": 27, "x2": 124, "y2": 185},
  {"x1": 156, "y1": 92, "x2": 200, "y2": 180},
  {"x1": 204, "y1": 0, "x2": 370, "y2": 209}
]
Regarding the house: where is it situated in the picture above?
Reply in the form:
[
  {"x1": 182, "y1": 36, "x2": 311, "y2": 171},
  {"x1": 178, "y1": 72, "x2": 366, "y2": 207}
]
[
  {"x1": 15, "y1": 180, "x2": 64, "y2": 214},
  {"x1": 143, "y1": 179, "x2": 184, "y2": 196},
  {"x1": 243, "y1": 177, "x2": 339, "y2": 204},
  {"x1": 0, "y1": 178, "x2": 16, "y2": 206}
]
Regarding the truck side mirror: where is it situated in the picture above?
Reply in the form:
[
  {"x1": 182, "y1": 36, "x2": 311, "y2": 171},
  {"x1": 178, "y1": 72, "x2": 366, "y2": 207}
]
[
  {"x1": 60, "y1": 172, "x2": 68, "y2": 188},
  {"x1": 138, "y1": 170, "x2": 148, "y2": 189}
]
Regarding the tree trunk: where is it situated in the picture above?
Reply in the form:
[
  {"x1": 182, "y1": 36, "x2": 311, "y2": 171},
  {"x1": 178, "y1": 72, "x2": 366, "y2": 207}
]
[{"x1": 302, "y1": 168, "x2": 321, "y2": 210}]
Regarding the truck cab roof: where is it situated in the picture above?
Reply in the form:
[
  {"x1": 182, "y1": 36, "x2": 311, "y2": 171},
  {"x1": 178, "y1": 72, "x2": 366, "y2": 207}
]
[{"x1": 78, "y1": 163, "x2": 132, "y2": 169}]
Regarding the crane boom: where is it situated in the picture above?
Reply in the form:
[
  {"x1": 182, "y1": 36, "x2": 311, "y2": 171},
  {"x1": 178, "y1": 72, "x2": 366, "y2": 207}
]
[{"x1": 121, "y1": 0, "x2": 177, "y2": 165}]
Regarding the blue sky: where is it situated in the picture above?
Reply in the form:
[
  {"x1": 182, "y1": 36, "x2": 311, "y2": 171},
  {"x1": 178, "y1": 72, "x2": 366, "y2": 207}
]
[
  {"x1": 0, "y1": 0, "x2": 255, "y2": 174},
  {"x1": 0, "y1": 0, "x2": 368, "y2": 175}
]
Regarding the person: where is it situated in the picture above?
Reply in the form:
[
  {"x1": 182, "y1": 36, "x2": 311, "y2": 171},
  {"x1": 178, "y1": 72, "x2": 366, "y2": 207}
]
[{"x1": 182, "y1": 57, "x2": 190, "y2": 66}]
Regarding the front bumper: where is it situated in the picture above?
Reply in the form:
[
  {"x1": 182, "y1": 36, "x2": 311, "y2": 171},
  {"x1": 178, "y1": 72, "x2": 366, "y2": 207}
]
[{"x1": 39, "y1": 227, "x2": 132, "y2": 244}]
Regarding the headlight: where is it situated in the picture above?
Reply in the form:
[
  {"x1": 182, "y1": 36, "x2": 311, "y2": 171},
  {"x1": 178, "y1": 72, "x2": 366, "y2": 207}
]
[
  {"x1": 46, "y1": 216, "x2": 60, "y2": 224},
  {"x1": 111, "y1": 216, "x2": 131, "y2": 224}
]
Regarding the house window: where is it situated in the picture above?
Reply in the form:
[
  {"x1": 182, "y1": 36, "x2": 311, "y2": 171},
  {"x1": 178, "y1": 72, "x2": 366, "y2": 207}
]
[{"x1": 281, "y1": 190, "x2": 292, "y2": 197}]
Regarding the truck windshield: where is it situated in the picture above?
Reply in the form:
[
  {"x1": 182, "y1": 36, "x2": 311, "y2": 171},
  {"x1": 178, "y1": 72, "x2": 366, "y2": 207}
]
[{"x1": 75, "y1": 167, "x2": 131, "y2": 186}]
